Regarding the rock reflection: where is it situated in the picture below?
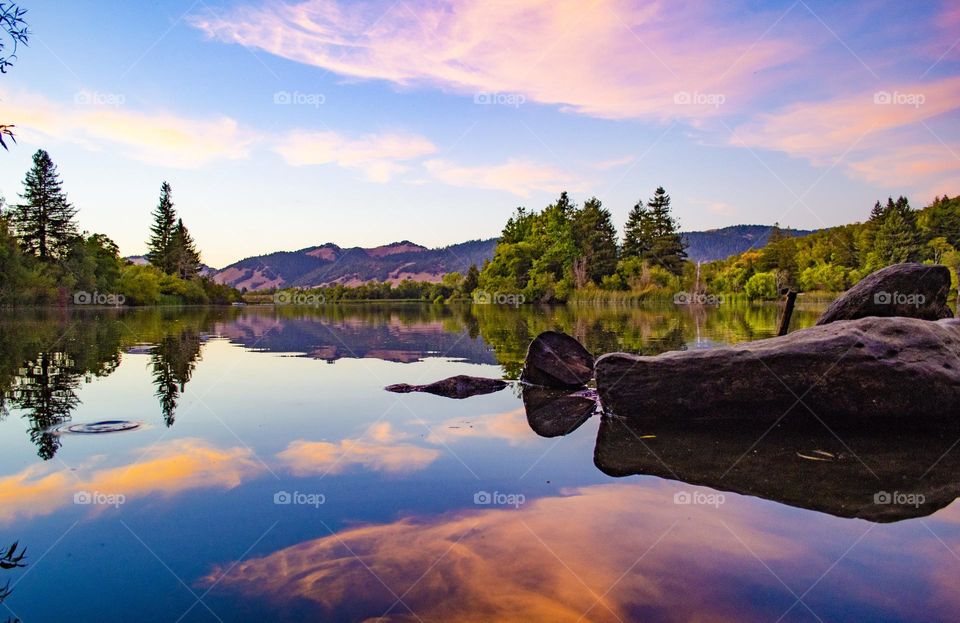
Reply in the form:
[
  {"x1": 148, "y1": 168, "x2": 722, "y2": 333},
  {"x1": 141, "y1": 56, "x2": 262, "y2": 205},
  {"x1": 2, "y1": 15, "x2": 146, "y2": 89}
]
[
  {"x1": 594, "y1": 414, "x2": 960, "y2": 522},
  {"x1": 521, "y1": 386, "x2": 597, "y2": 438}
]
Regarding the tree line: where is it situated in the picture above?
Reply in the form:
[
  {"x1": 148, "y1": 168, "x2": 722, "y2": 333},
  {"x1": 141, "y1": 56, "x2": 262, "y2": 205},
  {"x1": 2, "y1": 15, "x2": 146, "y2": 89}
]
[
  {"x1": 704, "y1": 194, "x2": 960, "y2": 299},
  {"x1": 0, "y1": 148, "x2": 238, "y2": 305},
  {"x1": 476, "y1": 188, "x2": 687, "y2": 302}
]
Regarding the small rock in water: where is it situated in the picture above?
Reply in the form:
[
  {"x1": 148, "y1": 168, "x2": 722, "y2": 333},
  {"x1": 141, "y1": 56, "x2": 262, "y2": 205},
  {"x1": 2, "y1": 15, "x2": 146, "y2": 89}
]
[
  {"x1": 817, "y1": 263, "x2": 953, "y2": 325},
  {"x1": 521, "y1": 331, "x2": 595, "y2": 388},
  {"x1": 385, "y1": 375, "x2": 507, "y2": 399}
]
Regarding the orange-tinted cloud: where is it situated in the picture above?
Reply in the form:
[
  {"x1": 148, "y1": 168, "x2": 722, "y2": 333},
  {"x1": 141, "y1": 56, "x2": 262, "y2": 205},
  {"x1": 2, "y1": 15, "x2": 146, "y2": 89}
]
[
  {"x1": 424, "y1": 158, "x2": 583, "y2": 196},
  {"x1": 203, "y1": 481, "x2": 958, "y2": 621},
  {"x1": 190, "y1": 0, "x2": 802, "y2": 121},
  {"x1": 274, "y1": 129, "x2": 437, "y2": 181},
  {"x1": 424, "y1": 407, "x2": 534, "y2": 446},
  {"x1": 278, "y1": 423, "x2": 441, "y2": 475},
  {"x1": 0, "y1": 439, "x2": 264, "y2": 524},
  {"x1": 0, "y1": 87, "x2": 256, "y2": 168}
]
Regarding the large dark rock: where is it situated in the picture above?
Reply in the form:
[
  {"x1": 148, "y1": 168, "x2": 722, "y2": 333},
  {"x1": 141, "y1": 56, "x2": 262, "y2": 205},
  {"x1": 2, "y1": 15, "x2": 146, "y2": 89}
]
[
  {"x1": 522, "y1": 386, "x2": 597, "y2": 437},
  {"x1": 594, "y1": 414, "x2": 960, "y2": 522},
  {"x1": 596, "y1": 317, "x2": 960, "y2": 425},
  {"x1": 385, "y1": 375, "x2": 507, "y2": 399},
  {"x1": 817, "y1": 263, "x2": 953, "y2": 325},
  {"x1": 521, "y1": 331, "x2": 594, "y2": 388}
]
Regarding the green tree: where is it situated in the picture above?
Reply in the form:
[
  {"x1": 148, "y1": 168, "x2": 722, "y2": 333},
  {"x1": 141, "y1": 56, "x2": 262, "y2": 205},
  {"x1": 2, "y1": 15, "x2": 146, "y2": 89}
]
[
  {"x1": 645, "y1": 186, "x2": 687, "y2": 275},
  {"x1": 571, "y1": 197, "x2": 619, "y2": 286},
  {"x1": 873, "y1": 204, "x2": 920, "y2": 264},
  {"x1": 462, "y1": 263, "x2": 479, "y2": 294},
  {"x1": 146, "y1": 181, "x2": 177, "y2": 273},
  {"x1": 169, "y1": 218, "x2": 202, "y2": 280},
  {"x1": 622, "y1": 200, "x2": 653, "y2": 259},
  {"x1": 12, "y1": 149, "x2": 78, "y2": 260}
]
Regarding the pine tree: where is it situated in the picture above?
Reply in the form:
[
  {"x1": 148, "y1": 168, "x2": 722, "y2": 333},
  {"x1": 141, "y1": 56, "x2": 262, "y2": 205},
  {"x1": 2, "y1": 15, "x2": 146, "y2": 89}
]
[
  {"x1": 572, "y1": 197, "x2": 619, "y2": 285},
  {"x1": 170, "y1": 218, "x2": 202, "y2": 280},
  {"x1": 146, "y1": 181, "x2": 177, "y2": 273},
  {"x1": 463, "y1": 263, "x2": 480, "y2": 294},
  {"x1": 874, "y1": 207, "x2": 920, "y2": 264},
  {"x1": 622, "y1": 201, "x2": 653, "y2": 259},
  {"x1": 645, "y1": 186, "x2": 687, "y2": 275},
  {"x1": 12, "y1": 149, "x2": 78, "y2": 260}
]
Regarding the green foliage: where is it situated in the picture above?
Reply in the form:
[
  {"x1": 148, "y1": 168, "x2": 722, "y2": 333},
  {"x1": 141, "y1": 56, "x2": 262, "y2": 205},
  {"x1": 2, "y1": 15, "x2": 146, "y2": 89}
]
[
  {"x1": 146, "y1": 182, "x2": 177, "y2": 273},
  {"x1": 744, "y1": 271, "x2": 778, "y2": 300},
  {"x1": 479, "y1": 191, "x2": 624, "y2": 302},
  {"x1": 706, "y1": 194, "x2": 960, "y2": 294},
  {"x1": 11, "y1": 150, "x2": 78, "y2": 260}
]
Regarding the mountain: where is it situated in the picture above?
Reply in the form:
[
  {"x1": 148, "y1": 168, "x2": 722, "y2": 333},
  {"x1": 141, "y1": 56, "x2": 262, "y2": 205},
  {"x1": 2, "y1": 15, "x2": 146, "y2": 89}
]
[
  {"x1": 682, "y1": 225, "x2": 819, "y2": 263},
  {"x1": 124, "y1": 255, "x2": 218, "y2": 277},
  {"x1": 213, "y1": 239, "x2": 498, "y2": 291}
]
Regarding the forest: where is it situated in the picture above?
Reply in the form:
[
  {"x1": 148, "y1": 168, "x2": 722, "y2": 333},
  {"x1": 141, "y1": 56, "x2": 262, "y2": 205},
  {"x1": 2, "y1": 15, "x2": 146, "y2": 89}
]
[{"x1": 0, "y1": 149, "x2": 240, "y2": 306}]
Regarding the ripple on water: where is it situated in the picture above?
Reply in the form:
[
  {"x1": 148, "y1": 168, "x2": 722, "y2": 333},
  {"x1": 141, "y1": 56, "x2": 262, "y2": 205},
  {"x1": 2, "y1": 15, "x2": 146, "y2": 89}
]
[{"x1": 53, "y1": 420, "x2": 143, "y2": 435}]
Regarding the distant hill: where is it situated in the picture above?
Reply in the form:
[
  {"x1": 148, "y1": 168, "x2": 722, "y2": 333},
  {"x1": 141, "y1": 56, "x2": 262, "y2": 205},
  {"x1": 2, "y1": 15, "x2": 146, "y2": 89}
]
[
  {"x1": 682, "y1": 225, "x2": 819, "y2": 263},
  {"x1": 213, "y1": 239, "x2": 498, "y2": 291},
  {"x1": 124, "y1": 255, "x2": 218, "y2": 277}
]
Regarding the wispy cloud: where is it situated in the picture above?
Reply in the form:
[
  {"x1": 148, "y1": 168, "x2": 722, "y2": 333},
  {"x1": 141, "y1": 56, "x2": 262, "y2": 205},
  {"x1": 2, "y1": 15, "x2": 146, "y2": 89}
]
[
  {"x1": 425, "y1": 158, "x2": 581, "y2": 196},
  {"x1": 274, "y1": 129, "x2": 437, "y2": 181},
  {"x1": 189, "y1": 0, "x2": 803, "y2": 121},
  {"x1": 0, "y1": 87, "x2": 256, "y2": 168}
]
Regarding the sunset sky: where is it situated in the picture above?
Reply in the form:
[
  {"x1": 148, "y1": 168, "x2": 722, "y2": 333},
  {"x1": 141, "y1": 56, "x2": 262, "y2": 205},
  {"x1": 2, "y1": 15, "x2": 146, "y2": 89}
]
[{"x1": 0, "y1": 0, "x2": 957, "y2": 267}]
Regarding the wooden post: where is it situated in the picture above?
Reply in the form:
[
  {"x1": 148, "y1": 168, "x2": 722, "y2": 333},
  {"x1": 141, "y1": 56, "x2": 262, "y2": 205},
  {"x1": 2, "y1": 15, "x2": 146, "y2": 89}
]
[{"x1": 777, "y1": 290, "x2": 797, "y2": 336}]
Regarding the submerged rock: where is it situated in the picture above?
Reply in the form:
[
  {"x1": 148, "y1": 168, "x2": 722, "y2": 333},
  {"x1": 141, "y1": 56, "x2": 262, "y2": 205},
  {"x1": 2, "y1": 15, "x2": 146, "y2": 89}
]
[
  {"x1": 817, "y1": 263, "x2": 953, "y2": 325},
  {"x1": 522, "y1": 386, "x2": 597, "y2": 437},
  {"x1": 385, "y1": 375, "x2": 507, "y2": 399},
  {"x1": 594, "y1": 414, "x2": 960, "y2": 522},
  {"x1": 521, "y1": 331, "x2": 595, "y2": 388},
  {"x1": 596, "y1": 316, "x2": 960, "y2": 424}
]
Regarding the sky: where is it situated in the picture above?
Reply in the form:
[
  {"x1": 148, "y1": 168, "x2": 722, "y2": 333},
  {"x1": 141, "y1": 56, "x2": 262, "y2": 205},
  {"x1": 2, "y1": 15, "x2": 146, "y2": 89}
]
[{"x1": 0, "y1": 0, "x2": 957, "y2": 268}]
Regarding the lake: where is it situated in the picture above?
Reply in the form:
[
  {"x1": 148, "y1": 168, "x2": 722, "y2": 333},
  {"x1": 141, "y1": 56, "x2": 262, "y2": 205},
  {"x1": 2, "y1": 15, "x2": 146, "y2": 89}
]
[{"x1": 1, "y1": 301, "x2": 958, "y2": 622}]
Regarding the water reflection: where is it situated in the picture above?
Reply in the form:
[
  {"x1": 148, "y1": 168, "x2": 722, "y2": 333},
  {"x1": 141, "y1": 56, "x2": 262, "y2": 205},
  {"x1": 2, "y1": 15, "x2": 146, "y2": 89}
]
[
  {"x1": 201, "y1": 481, "x2": 960, "y2": 622},
  {"x1": 149, "y1": 327, "x2": 203, "y2": 427},
  {"x1": 0, "y1": 439, "x2": 263, "y2": 524},
  {"x1": 594, "y1": 414, "x2": 960, "y2": 522}
]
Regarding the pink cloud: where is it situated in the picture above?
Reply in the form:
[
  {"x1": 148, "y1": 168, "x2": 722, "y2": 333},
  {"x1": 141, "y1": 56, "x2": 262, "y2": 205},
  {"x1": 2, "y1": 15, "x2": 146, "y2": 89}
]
[
  {"x1": 190, "y1": 0, "x2": 804, "y2": 121},
  {"x1": 425, "y1": 158, "x2": 583, "y2": 196},
  {"x1": 274, "y1": 129, "x2": 437, "y2": 181}
]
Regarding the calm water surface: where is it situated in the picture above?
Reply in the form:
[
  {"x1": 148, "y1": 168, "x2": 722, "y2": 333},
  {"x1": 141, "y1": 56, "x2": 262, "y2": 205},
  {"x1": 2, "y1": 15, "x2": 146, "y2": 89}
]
[{"x1": 1, "y1": 302, "x2": 958, "y2": 622}]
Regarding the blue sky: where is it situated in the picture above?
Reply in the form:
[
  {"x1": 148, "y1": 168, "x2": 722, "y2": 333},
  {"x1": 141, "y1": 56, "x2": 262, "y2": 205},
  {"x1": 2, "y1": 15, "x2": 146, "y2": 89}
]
[{"x1": 0, "y1": 0, "x2": 957, "y2": 267}]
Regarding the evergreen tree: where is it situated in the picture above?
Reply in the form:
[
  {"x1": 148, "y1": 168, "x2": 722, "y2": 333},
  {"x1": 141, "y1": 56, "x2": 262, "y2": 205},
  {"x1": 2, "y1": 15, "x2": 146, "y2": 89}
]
[
  {"x1": 146, "y1": 181, "x2": 177, "y2": 273},
  {"x1": 874, "y1": 207, "x2": 920, "y2": 264},
  {"x1": 462, "y1": 263, "x2": 480, "y2": 294},
  {"x1": 644, "y1": 186, "x2": 687, "y2": 275},
  {"x1": 169, "y1": 218, "x2": 202, "y2": 280},
  {"x1": 572, "y1": 197, "x2": 619, "y2": 285},
  {"x1": 12, "y1": 149, "x2": 78, "y2": 260},
  {"x1": 622, "y1": 201, "x2": 653, "y2": 259}
]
